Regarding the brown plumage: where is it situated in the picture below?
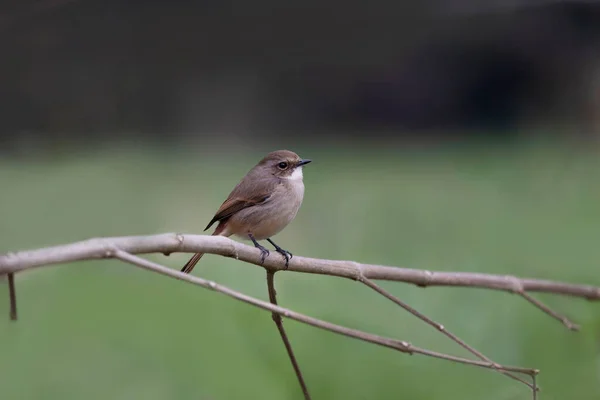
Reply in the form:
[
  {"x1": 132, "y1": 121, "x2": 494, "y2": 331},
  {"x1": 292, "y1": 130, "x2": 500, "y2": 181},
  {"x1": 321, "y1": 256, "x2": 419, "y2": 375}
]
[{"x1": 181, "y1": 150, "x2": 311, "y2": 274}]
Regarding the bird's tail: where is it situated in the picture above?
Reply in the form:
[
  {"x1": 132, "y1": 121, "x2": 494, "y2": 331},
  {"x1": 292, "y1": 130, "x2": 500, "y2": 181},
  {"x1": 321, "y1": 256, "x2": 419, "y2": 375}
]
[
  {"x1": 180, "y1": 223, "x2": 228, "y2": 274},
  {"x1": 181, "y1": 252, "x2": 204, "y2": 274}
]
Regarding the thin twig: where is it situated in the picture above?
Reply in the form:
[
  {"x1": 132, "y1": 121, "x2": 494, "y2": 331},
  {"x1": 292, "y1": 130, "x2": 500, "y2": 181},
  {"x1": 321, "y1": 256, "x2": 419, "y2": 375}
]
[
  {"x1": 519, "y1": 291, "x2": 579, "y2": 331},
  {"x1": 109, "y1": 249, "x2": 537, "y2": 376},
  {"x1": 360, "y1": 277, "x2": 535, "y2": 389},
  {"x1": 8, "y1": 273, "x2": 17, "y2": 321},
  {"x1": 266, "y1": 271, "x2": 311, "y2": 400}
]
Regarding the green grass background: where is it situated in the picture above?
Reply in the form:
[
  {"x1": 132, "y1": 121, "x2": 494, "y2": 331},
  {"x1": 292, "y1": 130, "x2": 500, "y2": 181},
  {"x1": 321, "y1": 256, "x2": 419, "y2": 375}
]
[{"x1": 1, "y1": 143, "x2": 600, "y2": 399}]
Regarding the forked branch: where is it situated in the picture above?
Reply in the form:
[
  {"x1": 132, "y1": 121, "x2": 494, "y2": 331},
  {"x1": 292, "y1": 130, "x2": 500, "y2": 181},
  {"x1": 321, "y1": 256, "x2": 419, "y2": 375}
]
[
  {"x1": 359, "y1": 277, "x2": 534, "y2": 388},
  {"x1": 114, "y1": 250, "x2": 538, "y2": 376},
  {"x1": 3, "y1": 233, "x2": 597, "y2": 398}
]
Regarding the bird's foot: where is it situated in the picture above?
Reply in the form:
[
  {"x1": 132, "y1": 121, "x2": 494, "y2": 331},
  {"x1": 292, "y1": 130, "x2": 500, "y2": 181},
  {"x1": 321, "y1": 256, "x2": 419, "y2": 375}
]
[
  {"x1": 275, "y1": 248, "x2": 292, "y2": 268},
  {"x1": 267, "y1": 238, "x2": 292, "y2": 268},
  {"x1": 248, "y1": 233, "x2": 270, "y2": 264},
  {"x1": 256, "y1": 244, "x2": 270, "y2": 264}
]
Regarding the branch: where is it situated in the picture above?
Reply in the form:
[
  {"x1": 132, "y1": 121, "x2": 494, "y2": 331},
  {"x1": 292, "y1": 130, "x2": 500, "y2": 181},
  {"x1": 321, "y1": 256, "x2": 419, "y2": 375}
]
[
  {"x1": 4, "y1": 232, "x2": 596, "y2": 397},
  {"x1": 109, "y1": 250, "x2": 536, "y2": 376},
  {"x1": 266, "y1": 271, "x2": 311, "y2": 399},
  {"x1": 360, "y1": 277, "x2": 533, "y2": 388},
  {"x1": 0, "y1": 237, "x2": 539, "y2": 371},
  {"x1": 2, "y1": 233, "x2": 598, "y2": 302},
  {"x1": 7, "y1": 273, "x2": 17, "y2": 321}
]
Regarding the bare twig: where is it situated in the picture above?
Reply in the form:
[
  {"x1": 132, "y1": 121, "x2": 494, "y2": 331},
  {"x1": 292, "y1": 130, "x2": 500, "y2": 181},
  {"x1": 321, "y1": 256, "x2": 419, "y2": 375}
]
[
  {"x1": 519, "y1": 291, "x2": 579, "y2": 331},
  {"x1": 266, "y1": 271, "x2": 311, "y2": 399},
  {"x1": 360, "y1": 277, "x2": 535, "y2": 390},
  {"x1": 8, "y1": 273, "x2": 17, "y2": 321},
  {"x1": 107, "y1": 249, "x2": 536, "y2": 376},
  {"x1": 0, "y1": 233, "x2": 598, "y2": 301}
]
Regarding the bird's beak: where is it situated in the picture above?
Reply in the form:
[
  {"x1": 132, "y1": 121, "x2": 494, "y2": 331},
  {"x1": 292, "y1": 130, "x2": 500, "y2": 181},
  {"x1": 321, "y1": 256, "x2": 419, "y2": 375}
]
[{"x1": 297, "y1": 159, "x2": 312, "y2": 166}]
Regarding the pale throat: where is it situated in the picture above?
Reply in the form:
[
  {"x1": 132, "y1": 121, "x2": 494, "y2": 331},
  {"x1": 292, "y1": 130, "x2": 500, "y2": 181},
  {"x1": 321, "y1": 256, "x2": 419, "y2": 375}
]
[{"x1": 287, "y1": 166, "x2": 304, "y2": 181}]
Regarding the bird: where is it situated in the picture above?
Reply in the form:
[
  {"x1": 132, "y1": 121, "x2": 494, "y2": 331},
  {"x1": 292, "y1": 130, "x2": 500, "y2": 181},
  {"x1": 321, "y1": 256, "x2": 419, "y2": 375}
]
[{"x1": 181, "y1": 149, "x2": 311, "y2": 274}]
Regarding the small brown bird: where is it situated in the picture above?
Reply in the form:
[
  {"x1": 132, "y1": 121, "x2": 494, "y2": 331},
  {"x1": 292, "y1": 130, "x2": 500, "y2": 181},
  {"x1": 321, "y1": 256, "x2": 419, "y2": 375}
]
[{"x1": 181, "y1": 150, "x2": 311, "y2": 274}]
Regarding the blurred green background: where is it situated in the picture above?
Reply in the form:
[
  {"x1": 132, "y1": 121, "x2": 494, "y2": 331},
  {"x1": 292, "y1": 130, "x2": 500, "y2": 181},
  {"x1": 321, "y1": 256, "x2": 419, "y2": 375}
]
[
  {"x1": 4, "y1": 1, "x2": 600, "y2": 399},
  {"x1": 1, "y1": 143, "x2": 600, "y2": 400}
]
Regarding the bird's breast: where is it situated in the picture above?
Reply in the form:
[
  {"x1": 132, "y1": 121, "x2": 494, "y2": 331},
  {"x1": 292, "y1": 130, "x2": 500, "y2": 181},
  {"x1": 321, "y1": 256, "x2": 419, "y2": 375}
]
[{"x1": 230, "y1": 180, "x2": 304, "y2": 240}]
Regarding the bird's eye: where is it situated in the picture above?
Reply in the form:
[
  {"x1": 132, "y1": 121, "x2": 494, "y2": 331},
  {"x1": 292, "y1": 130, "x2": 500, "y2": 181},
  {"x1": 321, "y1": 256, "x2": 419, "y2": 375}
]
[{"x1": 277, "y1": 162, "x2": 288, "y2": 170}]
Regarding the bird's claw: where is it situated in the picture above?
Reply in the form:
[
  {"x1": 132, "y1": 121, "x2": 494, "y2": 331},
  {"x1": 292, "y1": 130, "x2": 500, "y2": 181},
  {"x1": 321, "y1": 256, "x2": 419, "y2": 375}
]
[
  {"x1": 275, "y1": 249, "x2": 292, "y2": 268},
  {"x1": 259, "y1": 247, "x2": 270, "y2": 264}
]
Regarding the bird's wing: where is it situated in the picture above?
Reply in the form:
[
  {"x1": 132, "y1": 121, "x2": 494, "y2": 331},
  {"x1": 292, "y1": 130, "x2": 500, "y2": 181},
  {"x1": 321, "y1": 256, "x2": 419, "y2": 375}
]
[{"x1": 203, "y1": 174, "x2": 279, "y2": 231}]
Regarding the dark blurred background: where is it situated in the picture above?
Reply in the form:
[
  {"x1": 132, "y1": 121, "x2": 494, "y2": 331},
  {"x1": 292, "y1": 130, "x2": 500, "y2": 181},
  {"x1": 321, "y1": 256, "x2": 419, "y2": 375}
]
[
  {"x1": 2, "y1": 1, "x2": 600, "y2": 400},
  {"x1": 2, "y1": 0, "x2": 600, "y2": 151}
]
